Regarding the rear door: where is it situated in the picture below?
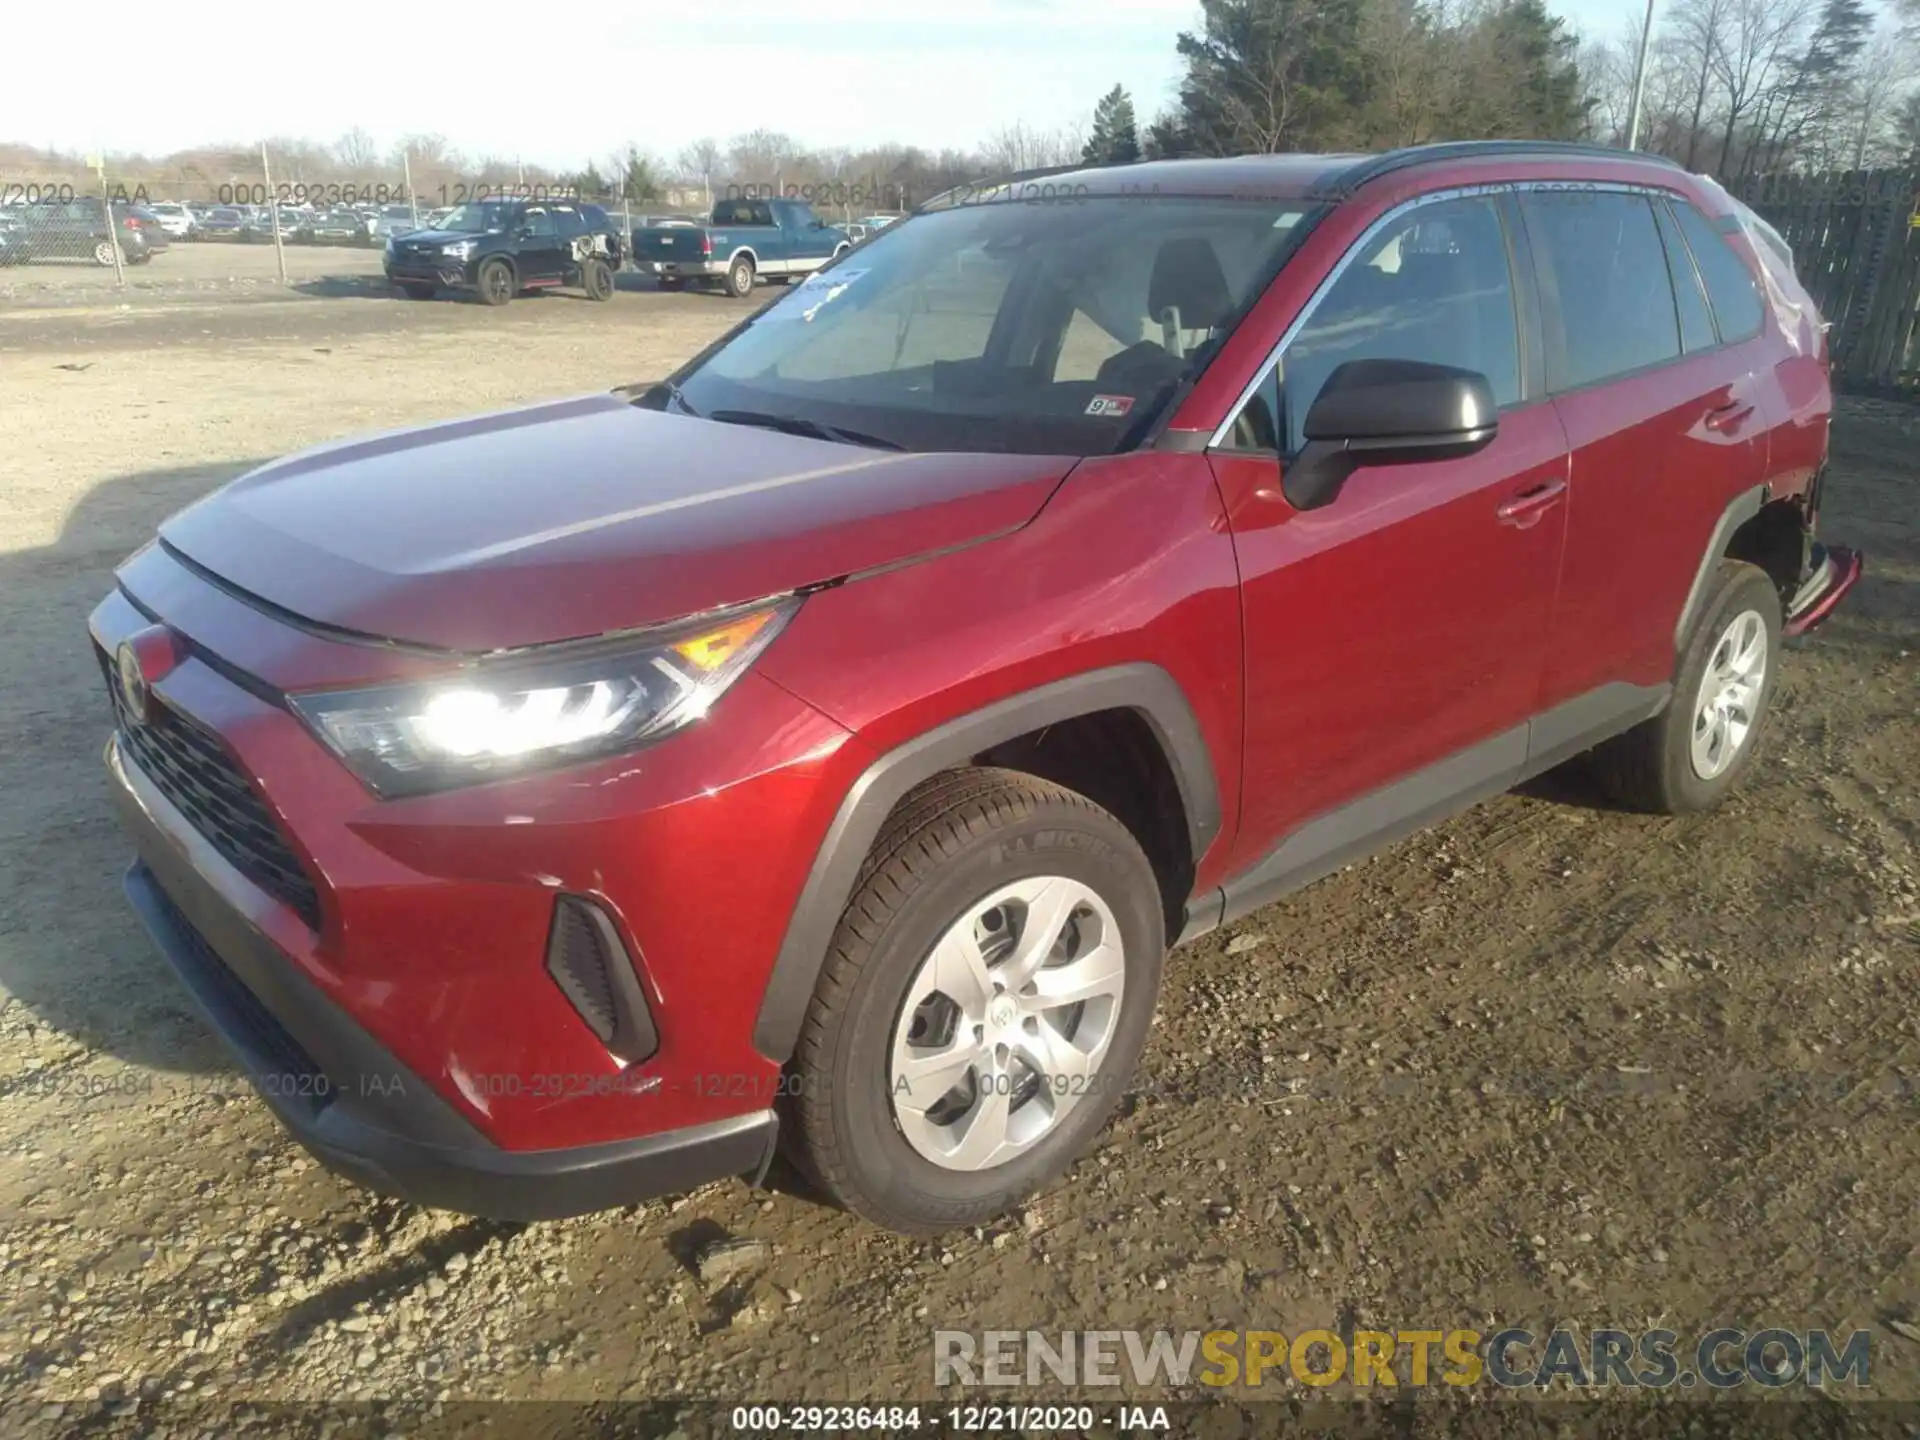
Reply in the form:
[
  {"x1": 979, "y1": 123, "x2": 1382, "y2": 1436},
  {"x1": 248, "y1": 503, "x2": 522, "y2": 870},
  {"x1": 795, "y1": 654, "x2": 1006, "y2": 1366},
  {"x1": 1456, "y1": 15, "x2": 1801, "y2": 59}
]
[
  {"x1": 1520, "y1": 187, "x2": 1770, "y2": 713},
  {"x1": 1211, "y1": 189, "x2": 1571, "y2": 878}
]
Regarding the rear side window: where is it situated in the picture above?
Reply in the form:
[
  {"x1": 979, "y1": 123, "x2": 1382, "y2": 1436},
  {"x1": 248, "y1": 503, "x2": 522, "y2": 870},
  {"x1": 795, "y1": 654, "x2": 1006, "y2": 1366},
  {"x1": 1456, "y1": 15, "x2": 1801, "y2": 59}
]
[
  {"x1": 1653, "y1": 202, "x2": 1717, "y2": 353},
  {"x1": 1673, "y1": 201, "x2": 1765, "y2": 343},
  {"x1": 1522, "y1": 191, "x2": 1679, "y2": 390}
]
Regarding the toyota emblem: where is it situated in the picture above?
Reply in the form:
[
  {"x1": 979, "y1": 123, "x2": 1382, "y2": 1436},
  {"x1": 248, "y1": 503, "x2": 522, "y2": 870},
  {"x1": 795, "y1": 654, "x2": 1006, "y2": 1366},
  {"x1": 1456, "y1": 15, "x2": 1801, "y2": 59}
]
[{"x1": 115, "y1": 640, "x2": 151, "y2": 724}]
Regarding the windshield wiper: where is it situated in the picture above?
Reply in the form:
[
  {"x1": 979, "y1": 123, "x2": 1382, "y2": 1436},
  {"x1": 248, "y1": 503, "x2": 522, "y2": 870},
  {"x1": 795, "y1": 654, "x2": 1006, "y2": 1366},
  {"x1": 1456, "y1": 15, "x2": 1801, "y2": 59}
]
[{"x1": 707, "y1": 408, "x2": 904, "y2": 451}]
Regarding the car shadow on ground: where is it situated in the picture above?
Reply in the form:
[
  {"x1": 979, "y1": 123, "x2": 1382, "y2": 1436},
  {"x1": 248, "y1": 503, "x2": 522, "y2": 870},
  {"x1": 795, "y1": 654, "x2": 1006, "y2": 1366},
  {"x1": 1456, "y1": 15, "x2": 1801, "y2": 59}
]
[{"x1": 0, "y1": 458, "x2": 263, "y2": 1077}]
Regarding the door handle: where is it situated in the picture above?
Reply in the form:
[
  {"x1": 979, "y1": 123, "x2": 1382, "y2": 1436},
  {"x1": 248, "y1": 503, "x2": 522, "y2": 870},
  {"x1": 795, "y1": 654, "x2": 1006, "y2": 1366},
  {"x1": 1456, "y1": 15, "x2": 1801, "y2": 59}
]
[
  {"x1": 1704, "y1": 400, "x2": 1755, "y2": 433},
  {"x1": 1496, "y1": 478, "x2": 1567, "y2": 529}
]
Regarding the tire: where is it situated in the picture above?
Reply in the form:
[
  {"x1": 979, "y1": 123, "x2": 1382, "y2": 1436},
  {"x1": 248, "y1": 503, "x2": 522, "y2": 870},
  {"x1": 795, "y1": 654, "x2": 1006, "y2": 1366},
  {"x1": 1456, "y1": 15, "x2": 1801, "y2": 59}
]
[
  {"x1": 399, "y1": 283, "x2": 435, "y2": 300},
  {"x1": 786, "y1": 768, "x2": 1164, "y2": 1235},
  {"x1": 726, "y1": 252, "x2": 756, "y2": 298},
  {"x1": 582, "y1": 257, "x2": 614, "y2": 301},
  {"x1": 1591, "y1": 560, "x2": 1782, "y2": 814},
  {"x1": 92, "y1": 240, "x2": 117, "y2": 267},
  {"x1": 476, "y1": 257, "x2": 514, "y2": 307}
]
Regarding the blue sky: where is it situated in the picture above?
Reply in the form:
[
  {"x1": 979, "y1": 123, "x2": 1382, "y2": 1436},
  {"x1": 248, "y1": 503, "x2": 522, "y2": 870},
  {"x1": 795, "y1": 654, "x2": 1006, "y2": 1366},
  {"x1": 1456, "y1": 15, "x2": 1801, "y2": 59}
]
[{"x1": 3, "y1": 0, "x2": 1634, "y2": 170}]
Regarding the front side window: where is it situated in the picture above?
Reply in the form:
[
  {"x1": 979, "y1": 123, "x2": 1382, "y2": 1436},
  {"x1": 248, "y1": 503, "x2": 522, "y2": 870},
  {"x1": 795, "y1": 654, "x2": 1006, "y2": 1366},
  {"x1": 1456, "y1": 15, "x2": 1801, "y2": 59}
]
[
  {"x1": 1522, "y1": 190, "x2": 1680, "y2": 389},
  {"x1": 672, "y1": 196, "x2": 1317, "y2": 455},
  {"x1": 1269, "y1": 195, "x2": 1520, "y2": 454}
]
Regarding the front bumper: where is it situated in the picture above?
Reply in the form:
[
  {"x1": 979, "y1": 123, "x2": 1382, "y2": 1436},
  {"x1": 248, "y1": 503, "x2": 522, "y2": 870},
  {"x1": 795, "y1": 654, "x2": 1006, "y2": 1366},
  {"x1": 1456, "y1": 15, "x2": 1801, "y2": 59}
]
[
  {"x1": 386, "y1": 259, "x2": 472, "y2": 289},
  {"x1": 108, "y1": 734, "x2": 779, "y2": 1220}
]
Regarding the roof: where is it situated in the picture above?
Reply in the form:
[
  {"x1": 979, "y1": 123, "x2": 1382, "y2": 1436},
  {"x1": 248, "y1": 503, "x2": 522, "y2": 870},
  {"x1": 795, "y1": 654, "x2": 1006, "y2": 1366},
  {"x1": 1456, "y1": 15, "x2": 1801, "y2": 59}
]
[{"x1": 919, "y1": 141, "x2": 1688, "y2": 211}]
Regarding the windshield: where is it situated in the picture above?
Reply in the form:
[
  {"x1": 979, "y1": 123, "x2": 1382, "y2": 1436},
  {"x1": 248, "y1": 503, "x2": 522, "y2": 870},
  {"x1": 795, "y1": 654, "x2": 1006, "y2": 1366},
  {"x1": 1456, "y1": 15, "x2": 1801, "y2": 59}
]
[
  {"x1": 436, "y1": 202, "x2": 515, "y2": 233},
  {"x1": 670, "y1": 196, "x2": 1317, "y2": 455}
]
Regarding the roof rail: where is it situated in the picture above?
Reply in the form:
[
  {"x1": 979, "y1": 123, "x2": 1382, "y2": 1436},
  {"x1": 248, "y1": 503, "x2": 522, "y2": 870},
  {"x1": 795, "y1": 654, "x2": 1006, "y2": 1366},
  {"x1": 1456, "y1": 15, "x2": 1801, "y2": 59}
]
[
  {"x1": 1312, "y1": 140, "x2": 1685, "y2": 201},
  {"x1": 917, "y1": 160, "x2": 1099, "y2": 213}
]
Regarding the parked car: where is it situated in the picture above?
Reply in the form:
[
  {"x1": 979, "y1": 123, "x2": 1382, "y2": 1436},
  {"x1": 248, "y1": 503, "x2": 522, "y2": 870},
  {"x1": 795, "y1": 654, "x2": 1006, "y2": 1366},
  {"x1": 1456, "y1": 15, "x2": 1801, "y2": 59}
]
[
  {"x1": 195, "y1": 206, "x2": 247, "y2": 240},
  {"x1": 0, "y1": 213, "x2": 25, "y2": 266},
  {"x1": 8, "y1": 198, "x2": 158, "y2": 265},
  {"x1": 857, "y1": 213, "x2": 901, "y2": 230},
  {"x1": 383, "y1": 199, "x2": 623, "y2": 304},
  {"x1": 367, "y1": 204, "x2": 423, "y2": 240},
  {"x1": 632, "y1": 196, "x2": 850, "y2": 296},
  {"x1": 306, "y1": 209, "x2": 371, "y2": 246},
  {"x1": 90, "y1": 142, "x2": 1862, "y2": 1234},
  {"x1": 146, "y1": 202, "x2": 197, "y2": 239}
]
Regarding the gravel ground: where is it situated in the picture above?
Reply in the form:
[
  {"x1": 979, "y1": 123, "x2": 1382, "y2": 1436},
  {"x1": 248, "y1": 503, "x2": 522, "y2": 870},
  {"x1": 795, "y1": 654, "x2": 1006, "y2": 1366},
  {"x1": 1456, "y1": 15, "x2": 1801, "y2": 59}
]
[{"x1": 0, "y1": 292, "x2": 1914, "y2": 1433}]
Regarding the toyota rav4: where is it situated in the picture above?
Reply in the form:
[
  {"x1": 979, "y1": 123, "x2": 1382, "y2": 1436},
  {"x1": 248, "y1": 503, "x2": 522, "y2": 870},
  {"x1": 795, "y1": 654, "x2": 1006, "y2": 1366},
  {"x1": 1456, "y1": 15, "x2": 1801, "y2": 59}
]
[{"x1": 94, "y1": 142, "x2": 1863, "y2": 1235}]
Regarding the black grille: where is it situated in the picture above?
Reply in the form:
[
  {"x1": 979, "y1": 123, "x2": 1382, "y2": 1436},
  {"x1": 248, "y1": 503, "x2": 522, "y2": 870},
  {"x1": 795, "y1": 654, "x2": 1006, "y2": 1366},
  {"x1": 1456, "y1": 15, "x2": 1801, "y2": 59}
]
[
  {"x1": 545, "y1": 895, "x2": 658, "y2": 1062},
  {"x1": 101, "y1": 649, "x2": 324, "y2": 930},
  {"x1": 547, "y1": 898, "x2": 619, "y2": 1042}
]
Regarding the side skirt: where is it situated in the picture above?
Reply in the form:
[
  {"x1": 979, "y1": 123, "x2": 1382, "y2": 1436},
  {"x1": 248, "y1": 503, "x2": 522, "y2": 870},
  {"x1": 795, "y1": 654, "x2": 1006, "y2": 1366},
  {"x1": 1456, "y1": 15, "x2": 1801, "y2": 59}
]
[{"x1": 1180, "y1": 680, "x2": 1669, "y2": 943}]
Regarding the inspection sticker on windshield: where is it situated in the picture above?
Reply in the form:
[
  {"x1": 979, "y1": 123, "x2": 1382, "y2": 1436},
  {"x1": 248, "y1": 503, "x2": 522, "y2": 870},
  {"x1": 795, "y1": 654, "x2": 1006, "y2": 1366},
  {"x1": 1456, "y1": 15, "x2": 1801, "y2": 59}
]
[{"x1": 1086, "y1": 394, "x2": 1135, "y2": 417}]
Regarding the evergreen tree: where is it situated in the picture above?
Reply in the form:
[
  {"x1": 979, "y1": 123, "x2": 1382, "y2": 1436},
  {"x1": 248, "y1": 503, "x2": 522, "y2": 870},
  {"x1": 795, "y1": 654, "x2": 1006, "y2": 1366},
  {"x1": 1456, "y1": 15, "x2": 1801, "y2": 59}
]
[
  {"x1": 572, "y1": 161, "x2": 609, "y2": 198},
  {"x1": 1474, "y1": 0, "x2": 1591, "y2": 140},
  {"x1": 1082, "y1": 86, "x2": 1143, "y2": 164}
]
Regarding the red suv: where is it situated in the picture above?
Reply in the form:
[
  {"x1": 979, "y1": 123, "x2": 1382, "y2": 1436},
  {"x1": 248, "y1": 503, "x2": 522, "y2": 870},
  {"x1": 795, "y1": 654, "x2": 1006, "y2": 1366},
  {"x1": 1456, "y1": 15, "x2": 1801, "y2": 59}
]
[{"x1": 93, "y1": 143, "x2": 1862, "y2": 1234}]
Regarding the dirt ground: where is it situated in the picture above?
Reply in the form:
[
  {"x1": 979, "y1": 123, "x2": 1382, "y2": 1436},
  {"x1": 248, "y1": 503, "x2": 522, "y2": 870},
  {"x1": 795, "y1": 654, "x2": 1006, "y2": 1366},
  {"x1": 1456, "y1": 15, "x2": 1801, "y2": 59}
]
[{"x1": 0, "y1": 287, "x2": 1914, "y2": 1432}]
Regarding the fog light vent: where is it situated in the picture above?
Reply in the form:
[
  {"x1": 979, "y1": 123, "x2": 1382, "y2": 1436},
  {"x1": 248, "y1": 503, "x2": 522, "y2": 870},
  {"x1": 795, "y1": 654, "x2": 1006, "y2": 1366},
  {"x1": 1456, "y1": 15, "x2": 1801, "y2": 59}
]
[{"x1": 545, "y1": 895, "x2": 659, "y2": 1063}]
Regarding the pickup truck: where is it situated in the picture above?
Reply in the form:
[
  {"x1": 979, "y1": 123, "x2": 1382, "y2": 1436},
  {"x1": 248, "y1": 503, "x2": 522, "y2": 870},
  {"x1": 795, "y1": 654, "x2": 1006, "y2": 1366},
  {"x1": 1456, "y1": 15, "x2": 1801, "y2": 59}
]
[{"x1": 632, "y1": 196, "x2": 850, "y2": 297}]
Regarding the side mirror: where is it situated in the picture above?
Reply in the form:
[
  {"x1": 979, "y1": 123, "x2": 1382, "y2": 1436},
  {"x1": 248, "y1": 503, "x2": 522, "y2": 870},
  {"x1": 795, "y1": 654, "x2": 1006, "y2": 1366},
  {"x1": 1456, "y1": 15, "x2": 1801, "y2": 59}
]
[{"x1": 1283, "y1": 358, "x2": 1498, "y2": 511}]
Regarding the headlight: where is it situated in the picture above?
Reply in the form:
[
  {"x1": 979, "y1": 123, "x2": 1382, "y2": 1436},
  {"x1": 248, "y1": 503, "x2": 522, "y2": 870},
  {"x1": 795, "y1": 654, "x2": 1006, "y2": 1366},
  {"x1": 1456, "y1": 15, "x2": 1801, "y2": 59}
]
[
  {"x1": 289, "y1": 599, "x2": 798, "y2": 796},
  {"x1": 442, "y1": 239, "x2": 476, "y2": 260}
]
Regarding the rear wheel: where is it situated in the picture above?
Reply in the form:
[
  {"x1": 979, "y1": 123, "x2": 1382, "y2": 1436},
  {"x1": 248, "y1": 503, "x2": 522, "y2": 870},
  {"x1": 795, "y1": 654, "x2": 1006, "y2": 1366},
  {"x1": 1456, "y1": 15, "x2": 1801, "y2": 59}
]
[
  {"x1": 92, "y1": 240, "x2": 117, "y2": 267},
  {"x1": 726, "y1": 252, "x2": 756, "y2": 298},
  {"x1": 786, "y1": 769, "x2": 1164, "y2": 1235},
  {"x1": 476, "y1": 258, "x2": 514, "y2": 307},
  {"x1": 1591, "y1": 560, "x2": 1781, "y2": 814},
  {"x1": 582, "y1": 257, "x2": 614, "y2": 301}
]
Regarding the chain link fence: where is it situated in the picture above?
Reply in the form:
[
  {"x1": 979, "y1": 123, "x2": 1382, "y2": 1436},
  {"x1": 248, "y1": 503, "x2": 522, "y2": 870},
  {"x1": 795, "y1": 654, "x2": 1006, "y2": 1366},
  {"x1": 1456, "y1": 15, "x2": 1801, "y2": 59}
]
[{"x1": 0, "y1": 145, "x2": 711, "y2": 310}]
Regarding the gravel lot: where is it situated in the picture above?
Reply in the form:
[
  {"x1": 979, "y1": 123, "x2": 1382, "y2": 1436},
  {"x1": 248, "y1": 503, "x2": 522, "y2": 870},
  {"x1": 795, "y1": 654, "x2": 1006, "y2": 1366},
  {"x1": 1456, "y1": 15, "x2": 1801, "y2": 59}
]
[{"x1": 0, "y1": 289, "x2": 1914, "y2": 1431}]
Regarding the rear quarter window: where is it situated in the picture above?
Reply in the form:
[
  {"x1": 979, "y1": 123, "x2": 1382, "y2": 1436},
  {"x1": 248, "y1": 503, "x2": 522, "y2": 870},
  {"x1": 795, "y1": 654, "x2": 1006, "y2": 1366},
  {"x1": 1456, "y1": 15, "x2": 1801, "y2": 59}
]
[{"x1": 1673, "y1": 201, "x2": 1765, "y2": 343}]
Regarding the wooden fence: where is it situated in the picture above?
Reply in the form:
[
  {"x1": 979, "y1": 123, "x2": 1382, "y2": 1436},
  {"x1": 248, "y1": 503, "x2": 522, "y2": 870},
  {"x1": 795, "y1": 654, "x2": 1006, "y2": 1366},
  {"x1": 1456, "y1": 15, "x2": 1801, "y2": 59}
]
[{"x1": 1731, "y1": 167, "x2": 1920, "y2": 393}]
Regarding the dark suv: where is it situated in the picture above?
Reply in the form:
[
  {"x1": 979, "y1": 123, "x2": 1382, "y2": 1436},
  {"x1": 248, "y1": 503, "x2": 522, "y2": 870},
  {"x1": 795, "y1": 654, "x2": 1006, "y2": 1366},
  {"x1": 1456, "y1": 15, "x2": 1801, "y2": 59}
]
[
  {"x1": 383, "y1": 198, "x2": 624, "y2": 304},
  {"x1": 94, "y1": 143, "x2": 1861, "y2": 1235}
]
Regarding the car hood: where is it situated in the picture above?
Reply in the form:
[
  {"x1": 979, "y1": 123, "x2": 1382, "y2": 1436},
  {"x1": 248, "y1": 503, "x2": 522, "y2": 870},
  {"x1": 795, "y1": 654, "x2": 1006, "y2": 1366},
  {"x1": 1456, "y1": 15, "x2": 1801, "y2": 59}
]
[
  {"x1": 393, "y1": 228, "x2": 493, "y2": 245},
  {"x1": 158, "y1": 392, "x2": 1076, "y2": 652}
]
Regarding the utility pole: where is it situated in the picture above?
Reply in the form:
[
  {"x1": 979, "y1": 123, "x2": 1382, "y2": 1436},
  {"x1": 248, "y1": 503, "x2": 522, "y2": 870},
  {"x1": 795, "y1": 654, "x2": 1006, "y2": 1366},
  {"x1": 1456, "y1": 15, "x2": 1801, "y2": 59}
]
[{"x1": 1626, "y1": 0, "x2": 1657, "y2": 151}]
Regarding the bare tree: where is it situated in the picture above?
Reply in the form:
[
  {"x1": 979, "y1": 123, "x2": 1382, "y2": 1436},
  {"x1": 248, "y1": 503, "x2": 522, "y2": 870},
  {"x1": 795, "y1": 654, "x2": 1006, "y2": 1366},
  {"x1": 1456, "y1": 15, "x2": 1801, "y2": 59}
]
[
  {"x1": 675, "y1": 138, "x2": 723, "y2": 206},
  {"x1": 1712, "y1": 0, "x2": 1818, "y2": 173},
  {"x1": 335, "y1": 128, "x2": 378, "y2": 170},
  {"x1": 979, "y1": 121, "x2": 1086, "y2": 173}
]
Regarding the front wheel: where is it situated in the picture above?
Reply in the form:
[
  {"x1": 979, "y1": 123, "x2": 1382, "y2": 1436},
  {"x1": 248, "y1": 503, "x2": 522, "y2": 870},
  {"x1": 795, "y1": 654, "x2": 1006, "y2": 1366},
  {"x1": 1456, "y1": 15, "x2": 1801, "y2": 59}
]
[
  {"x1": 1591, "y1": 559, "x2": 1782, "y2": 814},
  {"x1": 476, "y1": 258, "x2": 514, "y2": 307},
  {"x1": 786, "y1": 769, "x2": 1164, "y2": 1235},
  {"x1": 581, "y1": 257, "x2": 614, "y2": 301}
]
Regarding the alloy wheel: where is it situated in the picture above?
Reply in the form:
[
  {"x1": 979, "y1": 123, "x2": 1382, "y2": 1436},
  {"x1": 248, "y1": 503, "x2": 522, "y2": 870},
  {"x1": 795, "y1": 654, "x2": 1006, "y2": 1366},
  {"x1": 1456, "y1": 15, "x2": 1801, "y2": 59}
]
[
  {"x1": 1690, "y1": 607, "x2": 1768, "y2": 780},
  {"x1": 888, "y1": 876, "x2": 1126, "y2": 1172}
]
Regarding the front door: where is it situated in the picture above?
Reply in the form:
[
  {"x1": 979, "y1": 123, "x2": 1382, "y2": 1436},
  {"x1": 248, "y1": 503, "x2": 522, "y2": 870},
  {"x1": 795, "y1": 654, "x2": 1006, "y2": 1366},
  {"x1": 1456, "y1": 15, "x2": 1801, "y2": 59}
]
[
  {"x1": 516, "y1": 207, "x2": 565, "y2": 282},
  {"x1": 1209, "y1": 190, "x2": 1571, "y2": 884}
]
